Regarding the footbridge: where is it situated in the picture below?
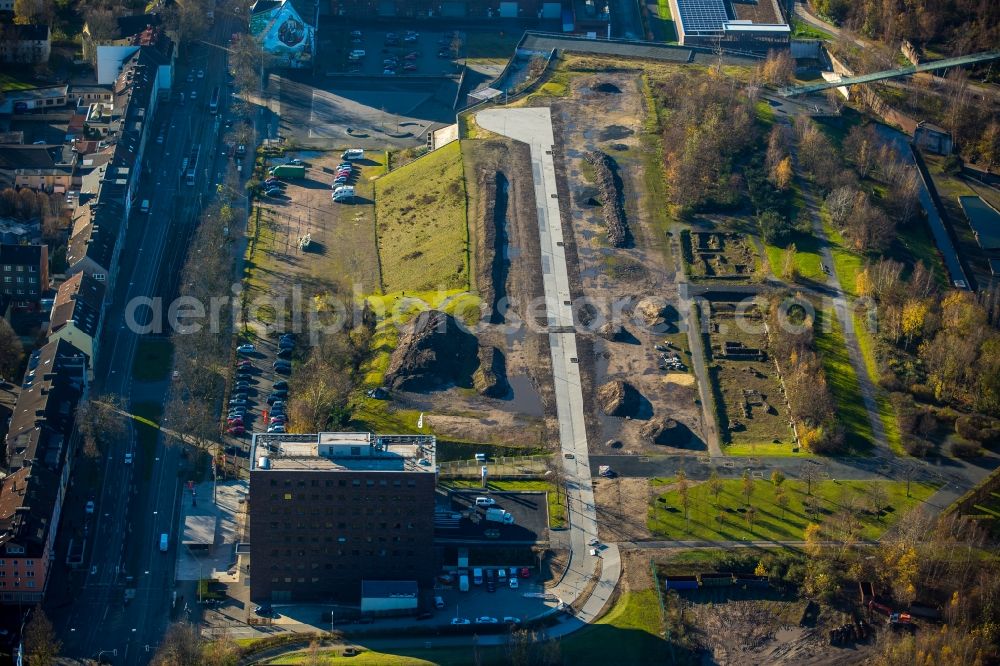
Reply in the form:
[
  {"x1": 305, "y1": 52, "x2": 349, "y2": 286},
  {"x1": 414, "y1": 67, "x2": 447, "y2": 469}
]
[{"x1": 779, "y1": 50, "x2": 1000, "y2": 97}]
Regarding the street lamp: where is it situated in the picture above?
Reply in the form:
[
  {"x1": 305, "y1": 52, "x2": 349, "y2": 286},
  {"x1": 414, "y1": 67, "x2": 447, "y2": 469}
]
[{"x1": 95, "y1": 648, "x2": 118, "y2": 663}]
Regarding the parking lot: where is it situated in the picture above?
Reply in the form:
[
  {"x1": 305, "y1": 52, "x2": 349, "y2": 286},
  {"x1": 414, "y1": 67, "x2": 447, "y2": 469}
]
[
  {"x1": 435, "y1": 573, "x2": 554, "y2": 626},
  {"x1": 437, "y1": 491, "x2": 550, "y2": 545},
  {"x1": 322, "y1": 28, "x2": 462, "y2": 78}
]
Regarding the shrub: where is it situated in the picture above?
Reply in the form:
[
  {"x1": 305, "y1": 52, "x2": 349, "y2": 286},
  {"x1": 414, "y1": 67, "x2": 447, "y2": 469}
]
[
  {"x1": 955, "y1": 414, "x2": 1000, "y2": 444},
  {"x1": 891, "y1": 392, "x2": 919, "y2": 435},
  {"x1": 949, "y1": 436, "x2": 981, "y2": 458},
  {"x1": 903, "y1": 437, "x2": 932, "y2": 457},
  {"x1": 910, "y1": 383, "x2": 936, "y2": 403}
]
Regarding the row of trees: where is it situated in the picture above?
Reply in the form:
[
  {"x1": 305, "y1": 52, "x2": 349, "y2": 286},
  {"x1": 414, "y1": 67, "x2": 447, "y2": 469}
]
[
  {"x1": 796, "y1": 120, "x2": 921, "y2": 254},
  {"x1": 858, "y1": 262, "x2": 1000, "y2": 417},
  {"x1": 0, "y1": 187, "x2": 65, "y2": 240},
  {"x1": 809, "y1": 0, "x2": 999, "y2": 56}
]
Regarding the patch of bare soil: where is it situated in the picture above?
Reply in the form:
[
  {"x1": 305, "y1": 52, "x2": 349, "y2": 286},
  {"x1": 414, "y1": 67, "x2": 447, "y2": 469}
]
[
  {"x1": 593, "y1": 477, "x2": 653, "y2": 542},
  {"x1": 548, "y1": 72, "x2": 706, "y2": 455},
  {"x1": 686, "y1": 599, "x2": 874, "y2": 665},
  {"x1": 389, "y1": 139, "x2": 562, "y2": 448}
]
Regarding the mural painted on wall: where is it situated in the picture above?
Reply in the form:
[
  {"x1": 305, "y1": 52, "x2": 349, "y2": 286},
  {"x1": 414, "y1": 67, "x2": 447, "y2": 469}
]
[{"x1": 249, "y1": 1, "x2": 314, "y2": 68}]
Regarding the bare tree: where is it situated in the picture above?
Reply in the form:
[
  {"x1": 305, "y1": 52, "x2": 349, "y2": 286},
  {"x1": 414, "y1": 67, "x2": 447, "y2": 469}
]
[
  {"x1": 152, "y1": 623, "x2": 202, "y2": 666},
  {"x1": 24, "y1": 606, "x2": 61, "y2": 666},
  {"x1": 0, "y1": 318, "x2": 23, "y2": 380}
]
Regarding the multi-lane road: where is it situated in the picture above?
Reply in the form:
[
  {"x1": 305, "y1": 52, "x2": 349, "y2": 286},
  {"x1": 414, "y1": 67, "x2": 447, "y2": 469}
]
[{"x1": 48, "y1": 16, "x2": 245, "y2": 664}]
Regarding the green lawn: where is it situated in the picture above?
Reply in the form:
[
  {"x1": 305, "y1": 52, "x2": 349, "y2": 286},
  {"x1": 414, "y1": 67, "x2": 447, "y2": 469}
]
[
  {"x1": 656, "y1": 0, "x2": 672, "y2": 18},
  {"x1": 561, "y1": 590, "x2": 670, "y2": 664},
  {"x1": 132, "y1": 337, "x2": 174, "y2": 382},
  {"x1": 813, "y1": 309, "x2": 874, "y2": 453},
  {"x1": 649, "y1": 479, "x2": 937, "y2": 542},
  {"x1": 822, "y1": 219, "x2": 864, "y2": 298},
  {"x1": 0, "y1": 72, "x2": 35, "y2": 92},
  {"x1": 851, "y1": 313, "x2": 904, "y2": 456},
  {"x1": 375, "y1": 142, "x2": 469, "y2": 293},
  {"x1": 790, "y1": 17, "x2": 831, "y2": 40},
  {"x1": 441, "y1": 479, "x2": 566, "y2": 528},
  {"x1": 649, "y1": 0, "x2": 679, "y2": 42},
  {"x1": 764, "y1": 230, "x2": 824, "y2": 281}
]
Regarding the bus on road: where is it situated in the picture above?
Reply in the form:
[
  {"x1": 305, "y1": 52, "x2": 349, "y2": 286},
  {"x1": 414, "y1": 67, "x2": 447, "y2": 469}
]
[{"x1": 209, "y1": 86, "x2": 220, "y2": 115}]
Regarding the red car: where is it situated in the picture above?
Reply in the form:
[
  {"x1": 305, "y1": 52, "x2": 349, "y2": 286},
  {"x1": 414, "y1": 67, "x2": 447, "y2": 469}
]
[
  {"x1": 227, "y1": 417, "x2": 243, "y2": 426},
  {"x1": 227, "y1": 425, "x2": 246, "y2": 435},
  {"x1": 236, "y1": 359, "x2": 253, "y2": 368},
  {"x1": 269, "y1": 416, "x2": 286, "y2": 425},
  {"x1": 519, "y1": 567, "x2": 531, "y2": 578}
]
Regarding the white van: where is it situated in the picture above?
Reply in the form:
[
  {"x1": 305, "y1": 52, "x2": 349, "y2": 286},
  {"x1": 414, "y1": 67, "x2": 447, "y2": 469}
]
[
  {"x1": 342, "y1": 148, "x2": 364, "y2": 160},
  {"x1": 332, "y1": 186, "x2": 355, "y2": 202},
  {"x1": 159, "y1": 533, "x2": 169, "y2": 552},
  {"x1": 475, "y1": 497, "x2": 495, "y2": 507},
  {"x1": 140, "y1": 199, "x2": 150, "y2": 213}
]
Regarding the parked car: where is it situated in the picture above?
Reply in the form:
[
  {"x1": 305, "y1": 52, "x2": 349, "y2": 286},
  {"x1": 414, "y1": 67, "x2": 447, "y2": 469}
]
[
  {"x1": 229, "y1": 397, "x2": 247, "y2": 406},
  {"x1": 509, "y1": 577, "x2": 518, "y2": 589},
  {"x1": 236, "y1": 359, "x2": 254, "y2": 368},
  {"x1": 519, "y1": 567, "x2": 531, "y2": 578},
  {"x1": 475, "y1": 617, "x2": 498, "y2": 625},
  {"x1": 274, "y1": 364, "x2": 291, "y2": 375},
  {"x1": 124, "y1": 452, "x2": 133, "y2": 464},
  {"x1": 403, "y1": 63, "x2": 418, "y2": 72},
  {"x1": 450, "y1": 618, "x2": 470, "y2": 626},
  {"x1": 86, "y1": 500, "x2": 95, "y2": 514},
  {"x1": 227, "y1": 425, "x2": 246, "y2": 435},
  {"x1": 267, "y1": 424, "x2": 285, "y2": 433},
  {"x1": 273, "y1": 380, "x2": 289, "y2": 390},
  {"x1": 273, "y1": 360, "x2": 291, "y2": 370},
  {"x1": 227, "y1": 417, "x2": 243, "y2": 426},
  {"x1": 266, "y1": 393, "x2": 286, "y2": 405},
  {"x1": 236, "y1": 343, "x2": 256, "y2": 354},
  {"x1": 269, "y1": 416, "x2": 286, "y2": 425},
  {"x1": 475, "y1": 497, "x2": 496, "y2": 507}
]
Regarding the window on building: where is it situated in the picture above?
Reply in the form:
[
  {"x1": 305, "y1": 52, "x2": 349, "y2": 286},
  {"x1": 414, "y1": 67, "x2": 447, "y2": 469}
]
[
  {"x1": 25, "y1": 560, "x2": 33, "y2": 567},
  {"x1": 93, "y1": 273, "x2": 106, "y2": 281},
  {"x1": 15, "y1": 266, "x2": 22, "y2": 272},
  {"x1": 283, "y1": 493, "x2": 292, "y2": 500}
]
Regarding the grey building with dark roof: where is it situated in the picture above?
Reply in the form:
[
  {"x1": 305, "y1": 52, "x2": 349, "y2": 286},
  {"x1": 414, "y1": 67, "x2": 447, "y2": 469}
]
[{"x1": 66, "y1": 48, "x2": 161, "y2": 288}]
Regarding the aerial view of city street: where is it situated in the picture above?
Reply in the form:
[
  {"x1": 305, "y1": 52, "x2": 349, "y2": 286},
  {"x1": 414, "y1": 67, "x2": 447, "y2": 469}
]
[{"x1": 0, "y1": 0, "x2": 998, "y2": 663}]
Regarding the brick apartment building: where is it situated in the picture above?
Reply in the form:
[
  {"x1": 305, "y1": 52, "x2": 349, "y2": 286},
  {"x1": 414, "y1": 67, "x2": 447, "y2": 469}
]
[
  {"x1": 0, "y1": 244, "x2": 49, "y2": 307},
  {"x1": 248, "y1": 432, "x2": 437, "y2": 604}
]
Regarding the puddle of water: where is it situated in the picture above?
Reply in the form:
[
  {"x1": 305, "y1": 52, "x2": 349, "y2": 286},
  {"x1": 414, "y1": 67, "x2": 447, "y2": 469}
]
[
  {"x1": 490, "y1": 173, "x2": 511, "y2": 325},
  {"x1": 504, "y1": 374, "x2": 544, "y2": 417}
]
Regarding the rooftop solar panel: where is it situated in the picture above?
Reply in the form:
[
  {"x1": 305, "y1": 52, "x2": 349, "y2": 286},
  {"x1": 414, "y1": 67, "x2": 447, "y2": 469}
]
[{"x1": 675, "y1": 0, "x2": 730, "y2": 34}]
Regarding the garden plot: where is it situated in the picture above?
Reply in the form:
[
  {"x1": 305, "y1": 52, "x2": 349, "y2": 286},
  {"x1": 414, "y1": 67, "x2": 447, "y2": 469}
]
[
  {"x1": 705, "y1": 301, "x2": 797, "y2": 453},
  {"x1": 685, "y1": 230, "x2": 759, "y2": 279}
]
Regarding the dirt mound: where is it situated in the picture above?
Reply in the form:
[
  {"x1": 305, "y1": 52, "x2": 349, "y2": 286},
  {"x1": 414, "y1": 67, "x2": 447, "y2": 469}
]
[
  {"x1": 598, "y1": 380, "x2": 639, "y2": 417},
  {"x1": 597, "y1": 322, "x2": 623, "y2": 341},
  {"x1": 473, "y1": 345, "x2": 509, "y2": 398},
  {"x1": 639, "y1": 417, "x2": 679, "y2": 443},
  {"x1": 592, "y1": 82, "x2": 622, "y2": 94},
  {"x1": 583, "y1": 150, "x2": 629, "y2": 247},
  {"x1": 384, "y1": 310, "x2": 479, "y2": 391},
  {"x1": 636, "y1": 296, "x2": 669, "y2": 325}
]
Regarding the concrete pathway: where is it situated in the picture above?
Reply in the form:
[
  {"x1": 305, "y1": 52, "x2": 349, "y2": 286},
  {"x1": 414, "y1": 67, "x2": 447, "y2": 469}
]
[
  {"x1": 475, "y1": 107, "x2": 620, "y2": 623},
  {"x1": 785, "y1": 119, "x2": 889, "y2": 453}
]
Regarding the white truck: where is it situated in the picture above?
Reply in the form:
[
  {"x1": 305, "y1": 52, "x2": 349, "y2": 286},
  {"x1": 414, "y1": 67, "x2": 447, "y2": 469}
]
[{"x1": 485, "y1": 508, "x2": 514, "y2": 524}]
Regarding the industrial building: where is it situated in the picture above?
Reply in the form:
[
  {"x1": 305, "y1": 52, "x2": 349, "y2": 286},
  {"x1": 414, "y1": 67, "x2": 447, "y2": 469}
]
[
  {"x1": 668, "y1": 0, "x2": 789, "y2": 53},
  {"x1": 247, "y1": 432, "x2": 437, "y2": 604}
]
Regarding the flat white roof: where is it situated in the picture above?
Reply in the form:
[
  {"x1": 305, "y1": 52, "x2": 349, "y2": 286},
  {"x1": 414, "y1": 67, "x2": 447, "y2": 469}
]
[{"x1": 723, "y1": 22, "x2": 791, "y2": 33}]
